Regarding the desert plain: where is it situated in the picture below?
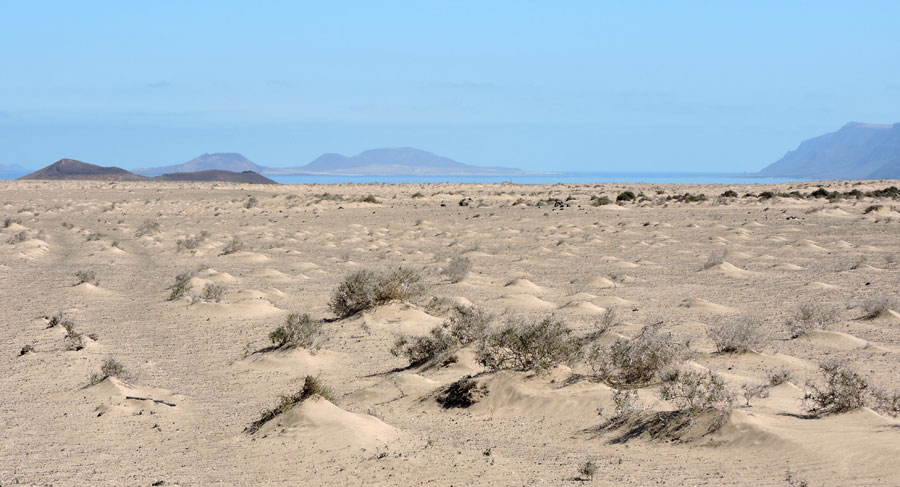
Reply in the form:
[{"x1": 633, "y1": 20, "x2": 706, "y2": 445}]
[{"x1": 2, "y1": 179, "x2": 900, "y2": 486}]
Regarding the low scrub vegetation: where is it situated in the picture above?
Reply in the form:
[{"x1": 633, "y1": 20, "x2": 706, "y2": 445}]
[
  {"x1": 436, "y1": 376, "x2": 487, "y2": 408},
  {"x1": 442, "y1": 255, "x2": 472, "y2": 283},
  {"x1": 708, "y1": 321, "x2": 763, "y2": 353},
  {"x1": 589, "y1": 324, "x2": 684, "y2": 386},
  {"x1": 167, "y1": 271, "x2": 194, "y2": 301},
  {"x1": 860, "y1": 297, "x2": 898, "y2": 319},
  {"x1": 246, "y1": 375, "x2": 334, "y2": 434},
  {"x1": 788, "y1": 302, "x2": 838, "y2": 338},
  {"x1": 659, "y1": 369, "x2": 735, "y2": 413},
  {"x1": 198, "y1": 283, "x2": 226, "y2": 303},
  {"x1": 328, "y1": 267, "x2": 427, "y2": 318},
  {"x1": 74, "y1": 270, "x2": 98, "y2": 286},
  {"x1": 269, "y1": 313, "x2": 322, "y2": 349},
  {"x1": 134, "y1": 220, "x2": 161, "y2": 237},
  {"x1": 219, "y1": 237, "x2": 244, "y2": 255},
  {"x1": 392, "y1": 306, "x2": 492, "y2": 367},
  {"x1": 176, "y1": 231, "x2": 210, "y2": 252},
  {"x1": 89, "y1": 357, "x2": 131, "y2": 385},
  {"x1": 477, "y1": 316, "x2": 580, "y2": 371},
  {"x1": 803, "y1": 359, "x2": 869, "y2": 416}
]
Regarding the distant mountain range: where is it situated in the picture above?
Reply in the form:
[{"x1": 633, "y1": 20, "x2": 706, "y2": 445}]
[
  {"x1": 19, "y1": 159, "x2": 277, "y2": 184},
  {"x1": 133, "y1": 147, "x2": 524, "y2": 176},
  {"x1": 759, "y1": 122, "x2": 900, "y2": 179}
]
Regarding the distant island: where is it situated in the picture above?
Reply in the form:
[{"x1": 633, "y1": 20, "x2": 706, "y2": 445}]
[
  {"x1": 19, "y1": 159, "x2": 277, "y2": 184},
  {"x1": 759, "y1": 122, "x2": 900, "y2": 180},
  {"x1": 133, "y1": 147, "x2": 525, "y2": 176}
]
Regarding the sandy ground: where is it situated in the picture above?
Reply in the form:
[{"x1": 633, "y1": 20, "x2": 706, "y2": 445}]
[{"x1": 2, "y1": 179, "x2": 899, "y2": 486}]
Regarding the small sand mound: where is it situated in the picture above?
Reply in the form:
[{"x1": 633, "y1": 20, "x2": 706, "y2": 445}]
[
  {"x1": 772, "y1": 263, "x2": 805, "y2": 271},
  {"x1": 72, "y1": 282, "x2": 112, "y2": 295},
  {"x1": 588, "y1": 296, "x2": 634, "y2": 308},
  {"x1": 196, "y1": 268, "x2": 238, "y2": 282},
  {"x1": 679, "y1": 298, "x2": 735, "y2": 314},
  {"x1": 491, "y1": 294, "x2": 557, "y2": 310},
  {"x1": 587, "y1": 276, "x2": 617, "y2": 289},
  {"x1": 799, "y1": 330, "x2": 870, "y2": 350},
  {"x1": 253, "y1": 396, "x2": 398, "y2": 447},
  {"x1": 248, "y1": 268, "x2": 291, "y2": 280},
  {"x1": 703, "y1": 262, "x2": 755, "y2": 278},
  {"x1": 239, "y1": 348, "x2": 342, "y2": 372},
  {"x1": 346, "y1": 373, "x2": 439, "y2": 404},
  {"x1": 808, "y1": 281, "x2": 839, "y2": 290},
  {"x1": 503, "y1": 278, "x2": 546, "y2": 293},
  {"x1": 86, "y1": 377, "x2": 181, "y2": 416},
  {"x1": 363, "y1": 303, "x2": 443, "y2": 335},
  {"x1": 558, "y1": 301, "x2": 607, "y2": 314},
  {"x1": 471, "y1": 372, "x2": 614, "y2": 421},
  {"x1": 188, "y1": 299, "x2": 282, "y2": 318}
]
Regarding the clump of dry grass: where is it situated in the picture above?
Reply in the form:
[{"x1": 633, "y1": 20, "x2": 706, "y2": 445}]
[
  {"x1": 269, "y1": 313, "x2": 322, "y2": 349},
  {"x1": 741, "y1": 382, "x2": 771, "y2": 406},
  {"x1": 245, "y1": 376, "x2": 334, "y2": 434},
  {"x1": 328, "y1": 267, "x2": 427, "y2": 318}
]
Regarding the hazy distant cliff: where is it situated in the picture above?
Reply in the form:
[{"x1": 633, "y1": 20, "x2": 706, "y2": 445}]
[{"x1": 759, "y1": 122, "x2": 900, "y2": 179}]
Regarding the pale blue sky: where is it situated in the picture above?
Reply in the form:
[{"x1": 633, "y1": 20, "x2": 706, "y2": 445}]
[{"x1": 1, "y1": 1, "x2": 898, "y2": 171}]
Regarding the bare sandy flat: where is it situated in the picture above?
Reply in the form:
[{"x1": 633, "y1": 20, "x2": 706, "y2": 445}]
[{"x1": 2, "y1": 179, "x2": 900, "y2": 486}]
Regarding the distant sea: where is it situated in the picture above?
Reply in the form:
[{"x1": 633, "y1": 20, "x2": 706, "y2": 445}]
[
  {"x1": 266, "y1": 172, "x2": 806, "y2": 185},
  {"x1": 0, "y1": 170, "x2": 807, "y2": 185}
]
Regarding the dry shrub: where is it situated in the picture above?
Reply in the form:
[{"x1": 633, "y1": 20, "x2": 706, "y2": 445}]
[
  {"x1": 593, "y1": 307, "x2": 619, "y2": 336},
  {"x1": 90, "y1": 357, "x2": 131, "y2": 385},
  {"x1": 134, "y1": 220, "x2": 161, "y2": 237},
  {"x1": 578, "y1": 458, "x2": 598, "y2": 481},
  {"x1": 803, "y1": 359, "x2": 869, "y2": 416},
  {"x1": 861, "y1": 297, "x2": 899, "y2": 319},
  {"x1": 269, "y1": 313, "x2": 322, "y2": 349},
  {"x1": 19, "y1": 344, "x2": 35, "y2": 356},
  {"x1": 6, "y1": 231, "x2": 28, "y2": 244},
  {"x1": 611, "y1": 388, "x2": 644, "y2": 419},
  {"x1": 659, "y1": 369, "x2": 735, "y2": 412},
  {"x1": 199, "y1": 283, "x2": 226, "y2": 303},
  {"x1": 391, "y1": 306, "x2": 492, "y2": 367},
  {"x1": 74, "y1": 270, "x2": 97, "y2": 286},
  {"x1": 741, "y1": 382, "x2": 771, "y2": 406},
  {"x1": 328, "y1": 267, "x2": 427, "y2": 318},
  {"x1": 767, "y1": 369, "x2": 793, "y2": 386},
  {"x1": 589, "y1": 323, "x2": 684, "y2": 386},
  {"x1": 708, "y1": 320, "x2": 764, "y2": 353},
  {"x1": 219, "y1": 237, "x2": 244, "y2": 255},
  {"x1": 176, "y1": 231, "x2": 209, "y2": 252},
  {"x1": 442, "y1": 255, "x2": 472, "y2": 283},
  {"x1": 167, "y1": 271, "x2": 194, "y2": 301},
  {"x1": 436, "y1": 376, "x2": 486, "y2": 408},
  {"x1": 477, "y1": 316, "x2": 580, "y2": 371},
  {"x1": 789, "y1": 302, "x2": 838, "y2": 338},
  {"x1": 246, "y1": 375, "x2": 334, "y2": 434},
  {"x1": 701, "y1": 250, "x2": 725, "y2": 270}
]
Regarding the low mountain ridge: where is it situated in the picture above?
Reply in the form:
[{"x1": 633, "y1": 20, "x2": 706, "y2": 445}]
[
  {"x1": 20, "y1": 159, "x2": 277, "y2": 184},
  {"x1": 134, "y1": 153, "x2": 263, "y2": 177},
  {"x1": 759, "y1": 122, "x2": 900, "y2": 179},
  {"x1": 272, "y1": 147, "x2": 522, "y2": 175}
]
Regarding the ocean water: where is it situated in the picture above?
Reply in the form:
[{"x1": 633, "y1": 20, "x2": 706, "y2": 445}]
[
  {"x1": 265, "y1": 172, "x2": 806, "y2": 185},
  {"x1": 0, "y1": 170, "x2": 807, "y2": 185}
]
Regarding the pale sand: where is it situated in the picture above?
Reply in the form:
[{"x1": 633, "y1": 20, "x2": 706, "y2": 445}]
[{"x1": 2, "y1": 179, "x2": 900, "y2": 486}]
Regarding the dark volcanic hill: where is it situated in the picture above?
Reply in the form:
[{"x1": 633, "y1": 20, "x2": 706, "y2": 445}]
[
  {"x1": 18, "y1": 159, "x2": 148, "y2": 181},
  {"x1": 266, "y1": 147, "x2": 524, "y2": 175},
  {"x1": 154, "y1": 170, "x2": 276, "y2": 184},
  {"x1": 759, "y1": 123, "x2": 900, "y2": 179},
  {"x1": 134, "y1": 153, "x2": 263, "y2": 177},
  {"x1": 19, "y1": 159, "x2": 278, "y2": 184}
]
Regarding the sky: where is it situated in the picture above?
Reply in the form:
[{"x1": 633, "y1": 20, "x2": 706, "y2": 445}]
[{"x1": 1, "y1": 1, "x2": 899, "y2": 172}]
